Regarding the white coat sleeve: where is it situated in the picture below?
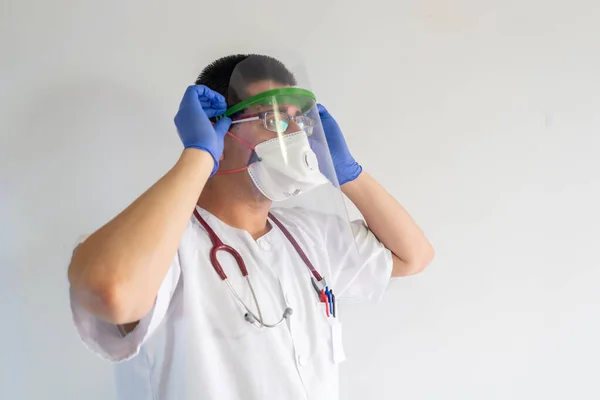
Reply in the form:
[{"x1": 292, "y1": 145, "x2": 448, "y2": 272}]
[
  {"x1": 69, "y1": 236, "x2": 181, "y2": 362},
  {"x1": 323, "y1": 217, "x2": 393, "y2": 303}
]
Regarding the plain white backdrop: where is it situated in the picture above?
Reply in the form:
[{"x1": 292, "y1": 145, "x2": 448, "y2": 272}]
[{"x1": 2, "y1": 0, "x2": 599, "y2": 399}]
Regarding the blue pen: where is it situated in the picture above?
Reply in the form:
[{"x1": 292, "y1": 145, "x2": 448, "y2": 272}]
[
  {"x1": 331, "y1": 289, "x2": 336, "y2": 318},
  {"x1": 325, "y1": 287, "x2": 333, "y2": 316}
]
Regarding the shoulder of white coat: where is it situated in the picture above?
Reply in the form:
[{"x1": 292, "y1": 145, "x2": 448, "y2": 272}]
[{"x1": 178, "y1": 212, "x2": 213, "y2": 250}]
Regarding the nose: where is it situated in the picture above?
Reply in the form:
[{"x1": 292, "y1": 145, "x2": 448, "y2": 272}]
[{"x1": 285, "y1": 118, "x2": 302, "y2": 134}]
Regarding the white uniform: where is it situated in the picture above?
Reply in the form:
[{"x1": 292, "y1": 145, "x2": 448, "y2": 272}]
[{"x1": 70, "y1": 206, "x2": 392, "y2": 400}]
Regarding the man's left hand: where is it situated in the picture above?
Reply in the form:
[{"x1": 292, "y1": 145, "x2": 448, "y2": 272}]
[{"x1": 317, "y1": 104, "x2": 363, "y2": 186}]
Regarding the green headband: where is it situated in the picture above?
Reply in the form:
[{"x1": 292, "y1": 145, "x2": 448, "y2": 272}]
[{"x1": 221, "y1": 87, "x2": 316, "y2": 119}]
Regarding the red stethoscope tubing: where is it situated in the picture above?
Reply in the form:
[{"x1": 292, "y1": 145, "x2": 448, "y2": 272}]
[
  {"x1": 193, "y1": 209, "x2": 323, "y2": 282},
  {"x1": 268, "y1": 213, "x2": 323, "y2": 282}
]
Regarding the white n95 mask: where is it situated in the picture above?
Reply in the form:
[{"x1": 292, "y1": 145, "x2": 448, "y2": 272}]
[{"x1": 248, "y1": 131, "x2": 329, "y2": 201}]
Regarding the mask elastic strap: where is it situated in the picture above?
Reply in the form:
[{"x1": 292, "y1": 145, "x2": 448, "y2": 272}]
[
  {"x1": 226, "y1": 131, "x2": 256, "y2": 150},
  {"x1": 215, "y1": 132, "x2": 257, "y2": 175}
]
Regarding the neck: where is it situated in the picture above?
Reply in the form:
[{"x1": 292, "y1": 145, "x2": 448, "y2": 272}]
[{"x1": 198, "y1": 178, "x2": 272, "y2": 240}]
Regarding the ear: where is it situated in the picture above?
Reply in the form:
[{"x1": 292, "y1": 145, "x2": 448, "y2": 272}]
[{"x1": 221, "y1": 134, "x2": 234, "y2": 161}]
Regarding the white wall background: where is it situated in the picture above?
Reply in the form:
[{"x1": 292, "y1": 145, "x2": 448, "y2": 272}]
[{"x1": 2, "y1": 0, "x2": 599, "y2": 399}]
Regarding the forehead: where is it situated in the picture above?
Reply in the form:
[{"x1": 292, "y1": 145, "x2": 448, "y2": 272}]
[{"x1": 243, "y1": 80, "x2": 301, "y2": 115}]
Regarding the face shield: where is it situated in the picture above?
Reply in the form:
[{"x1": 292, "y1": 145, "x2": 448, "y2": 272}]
[{"x1": 219, "y1": 54, "x2": 345, "y2": 204}]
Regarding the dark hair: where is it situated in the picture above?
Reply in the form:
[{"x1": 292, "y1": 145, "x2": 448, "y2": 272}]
[{"x1": 195, "y1": 54, "x2": 297, "y2": 106}]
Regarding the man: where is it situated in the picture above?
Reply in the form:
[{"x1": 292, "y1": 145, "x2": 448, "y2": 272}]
[{"x1": 68, "y1": 54, "x2": 434, "y2": 400}]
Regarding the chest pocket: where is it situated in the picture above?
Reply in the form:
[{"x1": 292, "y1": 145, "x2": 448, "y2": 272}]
[{"x1": 309, "y1": 301, "x2": 346, "y2": 364}]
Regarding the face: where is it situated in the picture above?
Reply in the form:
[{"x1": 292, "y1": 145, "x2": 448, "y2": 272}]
[{"x1": 219, "y1": 80, "x2": 304, "y2": 171}]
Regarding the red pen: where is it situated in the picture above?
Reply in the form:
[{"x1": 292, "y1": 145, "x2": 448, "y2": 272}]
[{"x1": 320, "y1": 289, "x2": 330, "y2": 317}]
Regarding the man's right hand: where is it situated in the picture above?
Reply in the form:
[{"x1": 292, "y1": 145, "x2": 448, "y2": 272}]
[{"x1": 174, "y1": 85, "x2": 232, "y2": 175}]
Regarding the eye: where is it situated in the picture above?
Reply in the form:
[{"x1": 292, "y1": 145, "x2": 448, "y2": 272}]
[
  {"x1": 266, "y1": 118, "x2": 288, "y2": 132},
  {"x1": 265, "y1": 112, "x2": 289, "y2": 133},
  {"x1": 296, "y1": 116, "x2": 314, "y2": 135}
]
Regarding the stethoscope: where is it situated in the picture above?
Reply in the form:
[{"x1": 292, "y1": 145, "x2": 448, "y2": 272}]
[{"x1": 193, "y1": 209, "x2": 329, "y2": 328}]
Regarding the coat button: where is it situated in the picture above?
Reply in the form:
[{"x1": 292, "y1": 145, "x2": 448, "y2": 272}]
[{"x1": 297, "y1": 354, "x2": 307, "y2": 366}]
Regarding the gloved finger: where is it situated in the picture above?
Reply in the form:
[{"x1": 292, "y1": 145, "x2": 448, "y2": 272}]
[
  {"x1": 195, "y1": 85, "x2": 226, "y2": 105},
  {"x1": 199, "y1": 100, "x2": 227, "y2": 110},
  {"x1": 199, "y1": 94, "x2": 226, "y2": 109},
  {"x1": 179, "y1": 86, "x2": 226, "y2": 116},
  {"x1": 212, "y1": 117, "x2": 232, "y2": 137},
  {"x1": 199, "y1": 96, "x2": 226, "y2": 105},
  {"x1": 178, "y1": 85, "x2": 202, "y2": 110},
  {"x1": 317, "y1": 103, "x2": 332, "y2": 118},
  {"x1": 200, "y1": 101, "x2": 227, "y2": 114},
  {"x1": 210, "y1": 94, "x2": 227, "y2": 106},
  {"x1": 204, "y1": 106, "x2": 227, "y2": 118}
]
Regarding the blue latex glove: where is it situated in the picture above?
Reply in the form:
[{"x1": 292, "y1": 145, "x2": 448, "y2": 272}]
[
  {"x1": 317, "y1": 104, "x2": 362, "y2": 185},
  {"x1": 174, "y1": 85, "x2": 232, "y2": 175}
]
